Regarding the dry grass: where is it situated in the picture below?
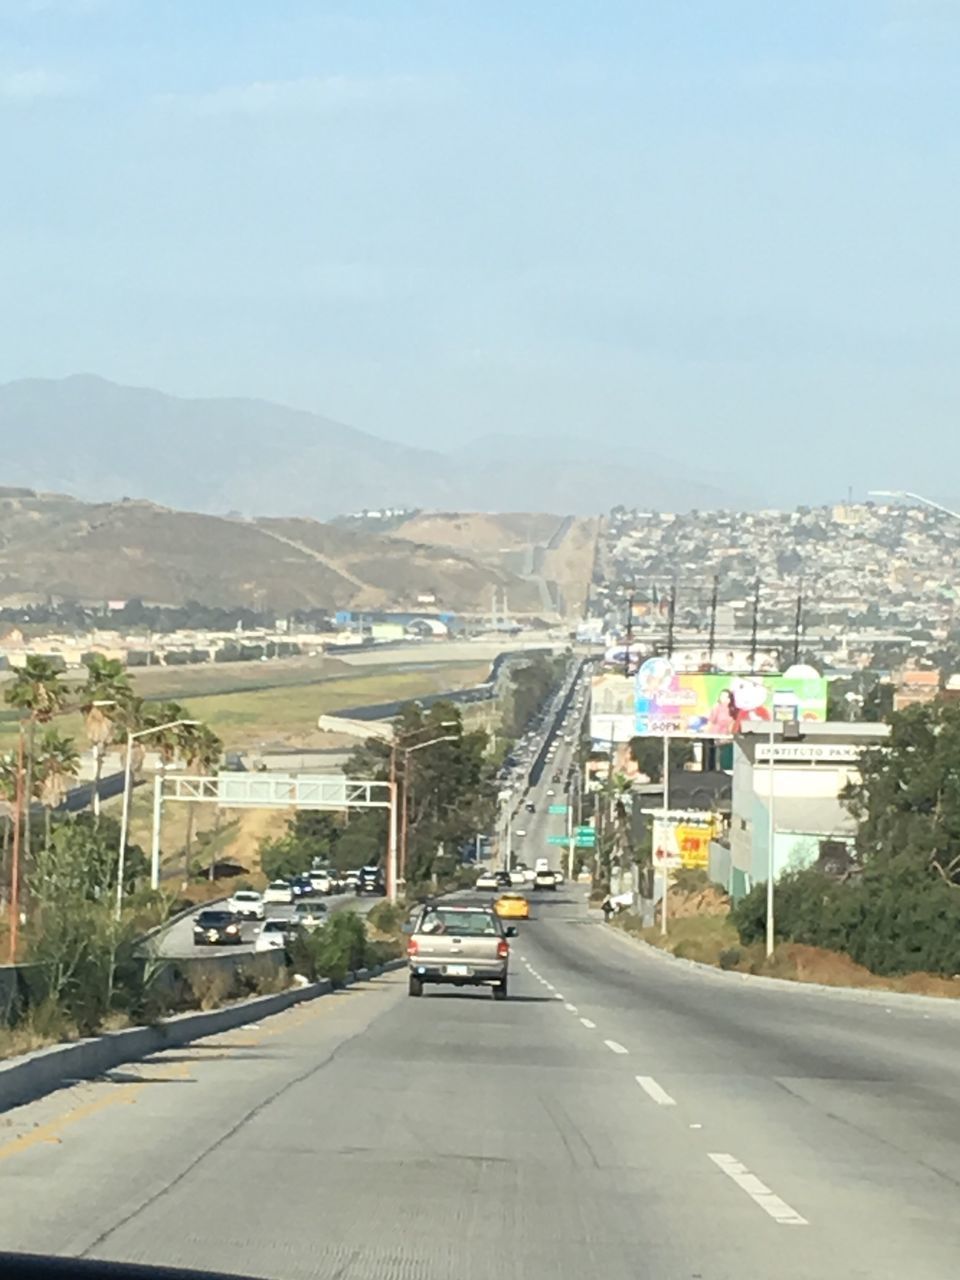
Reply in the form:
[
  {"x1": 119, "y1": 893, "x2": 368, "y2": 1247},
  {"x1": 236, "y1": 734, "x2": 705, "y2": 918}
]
[{"x1": 614, "y1": 888, "x2": 960, "y2": 1000}]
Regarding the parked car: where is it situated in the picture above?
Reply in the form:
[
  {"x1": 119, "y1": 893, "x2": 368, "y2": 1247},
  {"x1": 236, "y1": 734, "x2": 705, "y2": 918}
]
[
  {"x1": 193, "y1": 909, "x2": 243, "y2": 946},
  {"x1": 226, "y1": 889, "x2": 264, "y2": 921},
  {"x1": 255, "y1": 918, "x2": 292, "y2": 953},
  {"x1": 263, "y1": 880, "x2": 294, "y2": 906},
  {"x1": 405, "y1": 901, "x2": 515, "y2": 999}
]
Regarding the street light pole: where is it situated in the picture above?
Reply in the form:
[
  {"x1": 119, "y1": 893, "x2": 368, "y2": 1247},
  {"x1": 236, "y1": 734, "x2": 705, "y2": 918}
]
[
  {"x1": 116, "y1": 718, "x2": 198, "y2": 920},
  {"x1": 399, "y1": 733, "x2": 460, "y2": 889},
  {"x1": 7, "y1": 727, "x2": 25, "y2": 964}
]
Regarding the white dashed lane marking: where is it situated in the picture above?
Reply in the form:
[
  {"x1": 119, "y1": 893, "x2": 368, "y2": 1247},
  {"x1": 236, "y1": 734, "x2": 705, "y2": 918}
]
[
  {"x1": 635, "y1": 1075, "x2": 676, "y2": 1106},
  {"x1": 564, "y1": 1002, "x2": 578, "y2": 1013},
  {"x1": 579, "y1": 1017, "x2": 597, "y2": 1030},
  {"x1": 604, "y1": 1039, "x2": 628, "y2": 1055},
  {"x1": 708, "y1": 1153, "x2": 808, "y2": 1226}
]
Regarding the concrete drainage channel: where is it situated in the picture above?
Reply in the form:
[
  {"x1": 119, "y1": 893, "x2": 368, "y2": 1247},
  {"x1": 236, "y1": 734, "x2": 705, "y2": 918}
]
[{"x1": 0, "y1": 959, "x2": 406, "y2": 1114}]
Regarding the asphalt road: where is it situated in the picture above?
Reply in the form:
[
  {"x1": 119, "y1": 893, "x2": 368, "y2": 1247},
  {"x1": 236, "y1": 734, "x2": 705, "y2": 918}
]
[
  {"x1": 4, "y1": 886, "x2": 957, "y2": 1278},
  {"x1": 156, "y1": 890, "x2": 381, "y2": 957}
]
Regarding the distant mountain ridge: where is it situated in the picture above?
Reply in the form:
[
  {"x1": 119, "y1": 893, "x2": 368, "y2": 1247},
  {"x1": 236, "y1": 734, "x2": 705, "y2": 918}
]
[{"x1": 0, "y1": 374, "x2": 735, "y2": 516}]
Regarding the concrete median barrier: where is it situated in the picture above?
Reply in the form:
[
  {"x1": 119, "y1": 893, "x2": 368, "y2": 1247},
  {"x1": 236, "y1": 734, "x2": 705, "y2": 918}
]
[{"x1": 0, "y1": 957, "x2": 406, "y2": 1114}]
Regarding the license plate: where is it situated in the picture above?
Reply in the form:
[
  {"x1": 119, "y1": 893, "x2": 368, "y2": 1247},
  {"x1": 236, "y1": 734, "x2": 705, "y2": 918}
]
[{"x1": 445, "y1": 964, "x2": 469, "y2": 976}]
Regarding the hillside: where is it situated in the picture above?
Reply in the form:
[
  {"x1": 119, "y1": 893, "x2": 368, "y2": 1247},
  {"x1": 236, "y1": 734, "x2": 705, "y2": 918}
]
[
  {"x1": 0, "y1": 488, "x2": 544, "y2": 614},
  {"x1": 0, "y1": 375, "x2": 738, "y2": 516}
]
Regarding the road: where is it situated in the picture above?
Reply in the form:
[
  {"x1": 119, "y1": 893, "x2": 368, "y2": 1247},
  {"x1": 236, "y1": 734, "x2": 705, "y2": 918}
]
[
  {"x1": 155, "y1": 890, "x2": 381, "y2": 957},
  {"x1": 1, "y1": 887, "x2": 958, "y2": 1278}
]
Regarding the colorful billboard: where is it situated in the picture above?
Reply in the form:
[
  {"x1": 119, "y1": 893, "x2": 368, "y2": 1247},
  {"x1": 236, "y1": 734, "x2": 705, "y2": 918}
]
[
  {"x1": 634, "y1": 659, "x2": 827, "y2": 738},
  {"x1": 652, "y1": 814, "x2": 719, "y2": 869}
]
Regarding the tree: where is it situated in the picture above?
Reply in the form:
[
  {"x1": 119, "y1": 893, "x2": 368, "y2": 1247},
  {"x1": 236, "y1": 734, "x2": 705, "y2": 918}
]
[
  {"x1": 180, "y1": 724, "x2": 223, "y2": 880},
  {"x1": 844, "y1": 701, "x2": 960, "y2": 887},
  {"x1": 627, "y1": 736, "x2": 693, "y2": 782},
  {"x1": 80, "y1": 656, "x2": 134, "y2": 822},
  {"x1": 4, "y1": 656, "x2": 68, "y2": 865},
  {"x1": 34, "y1": 729, "x2": 80, "y2": 850}
]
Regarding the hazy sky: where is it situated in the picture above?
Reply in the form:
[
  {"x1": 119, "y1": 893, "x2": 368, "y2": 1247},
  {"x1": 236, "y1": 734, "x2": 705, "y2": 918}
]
[{"x1": 2, "y1": 0, "x2": 960, "y2": 503}]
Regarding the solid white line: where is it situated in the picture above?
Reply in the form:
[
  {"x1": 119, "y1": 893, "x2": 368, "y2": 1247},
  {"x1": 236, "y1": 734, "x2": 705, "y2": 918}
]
[
  {"x1": 604, "y1": 1039, "x2": 629, "y2": 1055},
  {"x1": 635, "y1": 1075, "x2": 676, "y2": 1106},
  {"x1": 708, "y1": 1153, "x2": 808, "y2": 1226},
  {"x1": 564, "y1": 1002, "x2": 578, "y2": 1013},
  {"x1": 579, "y1": 1017, "x2": 596, "y2": 1029}
]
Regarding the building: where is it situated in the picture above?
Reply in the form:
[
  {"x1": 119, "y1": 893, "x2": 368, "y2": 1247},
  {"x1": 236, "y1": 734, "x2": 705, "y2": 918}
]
[
  {"x1": 893, "y1": 668, "x2": 940, "y2": 711},
  {"x1": 709, "y1": 721, "x2": 890, "y2": 900}
]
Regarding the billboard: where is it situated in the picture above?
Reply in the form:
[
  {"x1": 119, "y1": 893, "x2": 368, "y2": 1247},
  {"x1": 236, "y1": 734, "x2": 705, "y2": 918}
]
[
  {"x1": 652, "y1": 813, "x2": 719, "y2": 870},
  {"x1": 589, "y1": 672, "x2": 635, "y2": 743},
  {"x1": 634, "y1": 659, "x2": 827, "y2": 738}
]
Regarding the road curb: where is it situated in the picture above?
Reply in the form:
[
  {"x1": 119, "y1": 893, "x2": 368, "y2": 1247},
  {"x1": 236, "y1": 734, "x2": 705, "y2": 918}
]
[
  {"x1": 0, "y1": 962, "x2": 401, "y2": 1115},
  {"x1": 602, "y1": 920, "x2": 960, "y2": 1016}
]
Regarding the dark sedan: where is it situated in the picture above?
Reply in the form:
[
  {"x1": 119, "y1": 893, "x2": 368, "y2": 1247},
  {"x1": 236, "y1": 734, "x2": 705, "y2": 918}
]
[{"x1": 192, "y1": 909, "x2": 243, "y2": 946}]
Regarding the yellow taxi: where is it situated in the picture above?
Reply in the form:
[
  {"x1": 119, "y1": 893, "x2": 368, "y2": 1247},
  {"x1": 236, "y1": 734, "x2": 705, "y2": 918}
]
[{"x1": 493, "y1": 892, "x2": 530, "y2": 921}]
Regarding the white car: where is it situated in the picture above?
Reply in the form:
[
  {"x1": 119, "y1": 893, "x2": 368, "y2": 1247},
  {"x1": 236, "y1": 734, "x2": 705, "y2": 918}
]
[
  {"x1": 475, "y1": 870, "x2": 499, "y2": 891},
  {"x1": 255, "y1": 918, "x2": 291, "y2": 952},
  {"x1": 292, "y1": 901, "x2": 328, "y2": 930},
  {"x1": 226, "y1": 889, "x2": 264, "y2": 921},
  {"x1": 509, "y1": 868, "x2": 527, "y2": 886},
  {"x1": 309, "y1": 870, "x2": 333, "y2": 894},
  {"x1": 263, "y1": 880, "x2": 294, "y2": 906}
]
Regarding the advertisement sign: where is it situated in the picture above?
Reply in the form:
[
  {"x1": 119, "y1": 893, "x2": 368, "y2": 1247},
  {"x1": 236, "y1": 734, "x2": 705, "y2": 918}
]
[
  {"x1": 652, "y1": 813, "x2": 719, "y2": 869},
  {"x1": 634, "y1": 659, "x2": 826, "y2": 739},
  {"x1": 589, "y1": 673, "x2": 635, "y2": 743}
]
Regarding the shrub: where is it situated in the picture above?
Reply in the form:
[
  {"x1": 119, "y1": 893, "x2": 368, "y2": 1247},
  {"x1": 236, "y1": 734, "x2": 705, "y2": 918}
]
[
  {"x1": 718, "y1": 947, "x2": 742, "y2": 970},
  {"x1": 289, "y1": 911, "x2": 369, "y2": 985},
  {"x1": 366, "y1": 900, "x2": 403, "y2": 936}
]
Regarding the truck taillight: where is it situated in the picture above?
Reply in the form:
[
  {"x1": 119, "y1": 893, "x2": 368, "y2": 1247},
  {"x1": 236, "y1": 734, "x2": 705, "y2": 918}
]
[
  {"x1": 497, "y1": 940, "x2": 509, "y2": 959},
  {"x1": 406, "y1": 938, "x2": 419, "y2": 957}
]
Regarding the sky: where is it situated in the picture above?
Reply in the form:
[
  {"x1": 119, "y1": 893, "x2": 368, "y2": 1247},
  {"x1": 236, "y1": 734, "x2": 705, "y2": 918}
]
[{"x1": 2, "y1": 0, "x2": 960, "y2": 505}]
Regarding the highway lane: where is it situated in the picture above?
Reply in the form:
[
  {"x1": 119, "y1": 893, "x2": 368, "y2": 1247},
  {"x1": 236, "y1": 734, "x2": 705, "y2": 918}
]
[
  {"x1": 155, "y1": 890, "x2": 380, "y2": 957},
  {"x1": 4, "y1": 887, "x2": 956, "y2": 1277}
]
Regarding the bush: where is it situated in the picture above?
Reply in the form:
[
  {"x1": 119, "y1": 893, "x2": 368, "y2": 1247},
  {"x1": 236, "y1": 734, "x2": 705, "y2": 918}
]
[
  {"x1": 732, "y1": 863, "x2": 960, "y2": 977},
  {"x1": 366, "y1": 900, "x2": 403, "y2": 935},
  {"x1": 718, "y1": 947, "x2": 742, "y2": 970},
  {"x1": 289, "y1": 911, "x2": 369, "y2": 985}
]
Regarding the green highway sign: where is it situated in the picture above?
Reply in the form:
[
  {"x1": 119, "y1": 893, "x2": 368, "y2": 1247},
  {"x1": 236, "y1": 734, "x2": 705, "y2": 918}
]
[
  {"x1": 546, "y1": 834, "x2": 570, "y2": 846},
  {"x1": 548, "y1": 804, "x2": 569, "y2": 815},
  {"x1": 575, "y1": 833, "x2": 596, "y2": 848},
  {"x1": 575, "y1": 826, "x2": 595, "y2": 839}
]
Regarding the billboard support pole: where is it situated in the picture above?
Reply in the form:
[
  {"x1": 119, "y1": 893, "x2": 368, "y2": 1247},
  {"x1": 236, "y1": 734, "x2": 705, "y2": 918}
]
[
  {"x1": 793, "y1": 581, "x2": 804, "y2": 664},
  {"x1": 660, "y1": 734, "x2": 670, "y2": 937},
  {"x1": 749, "y1": 578, "x2": 760, "y2": 672},
  {"x1": 666, "y1": 582, "x2": 676, "y2": 658},
  {"x1": 765, "y1": 719, "x2": 776, "y2": 957}
]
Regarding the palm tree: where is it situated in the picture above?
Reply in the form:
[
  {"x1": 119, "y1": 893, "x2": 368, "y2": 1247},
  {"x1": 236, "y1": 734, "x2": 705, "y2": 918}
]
[
  {"x1": 0, "y1": 751, "x2": 18, "y2": 892},
  {"x1": 180, "y1": 724, "x2": 223, "y2": 882},
  {"x1": 34, "y1": 729, "x2": 80, "y2": 850},
  {"x1": 80, "y1": 656, "x2": 134, "y2": 823},
  {"x1": 4, "y1": 656, "x2": 67, "y2": 864}
]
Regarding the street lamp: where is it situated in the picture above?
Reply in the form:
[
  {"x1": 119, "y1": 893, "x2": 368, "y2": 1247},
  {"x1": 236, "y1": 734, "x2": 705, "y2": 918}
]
[{"x1": 116, "y1": 718, "x2": 198, "y2": 919}]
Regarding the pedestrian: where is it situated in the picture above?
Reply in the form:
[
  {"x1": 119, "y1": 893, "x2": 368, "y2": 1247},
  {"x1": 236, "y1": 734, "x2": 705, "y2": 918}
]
[{"x1": 601, "y1": 894, "x2": 613, "y2": 923}]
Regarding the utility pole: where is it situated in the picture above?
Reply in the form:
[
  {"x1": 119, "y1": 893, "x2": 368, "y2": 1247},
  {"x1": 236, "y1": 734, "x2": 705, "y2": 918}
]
[
  {"x1": 666, "y1": 582, "x2": 677, "y2": 659},
  {"x1": 793, "y1": 581, "x2": 804, "y2": 664},
  {"x1": 708, "y1": 574, "x2": 719, "y2": 667},
  {"x1": 749, "y1": 578, "x2": 761, "y2": 672},
  {"x1": 624, "y1": 591, "x2": 635, "y2": 677}
]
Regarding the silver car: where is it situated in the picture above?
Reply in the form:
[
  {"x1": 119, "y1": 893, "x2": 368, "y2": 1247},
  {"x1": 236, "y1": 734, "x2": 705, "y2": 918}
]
[{"x1": 405, "y1": 902, "x2": 515, "y2": 1000}]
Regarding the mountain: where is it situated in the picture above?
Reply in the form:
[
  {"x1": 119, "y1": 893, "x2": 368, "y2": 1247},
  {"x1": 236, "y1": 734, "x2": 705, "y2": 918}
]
[
  {"x1": 0, "y1": 488, "x2": 546, "y2": 614},
  {"x1": 0, "y1": 375, "x2": 737, "y2": 516}
]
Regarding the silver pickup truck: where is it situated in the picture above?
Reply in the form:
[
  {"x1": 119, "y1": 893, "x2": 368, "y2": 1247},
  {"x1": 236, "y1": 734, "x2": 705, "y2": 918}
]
[{"x1": 405, "y1": 901, "x2": 516, "y2": 1000}]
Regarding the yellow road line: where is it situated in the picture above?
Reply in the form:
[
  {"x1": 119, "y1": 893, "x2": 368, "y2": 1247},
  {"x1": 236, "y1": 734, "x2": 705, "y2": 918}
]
[{"x1": 0, "y1": 1086, "x2": 142, "y2": 1163}]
